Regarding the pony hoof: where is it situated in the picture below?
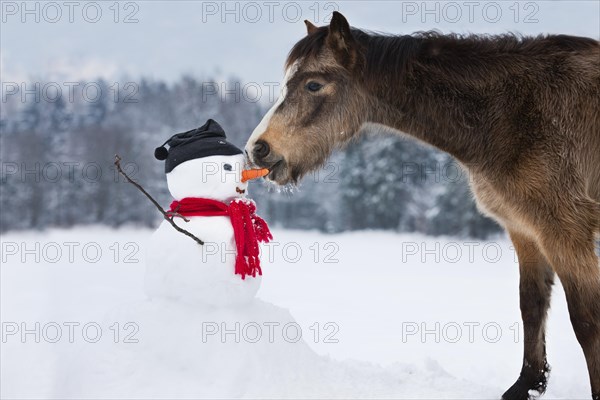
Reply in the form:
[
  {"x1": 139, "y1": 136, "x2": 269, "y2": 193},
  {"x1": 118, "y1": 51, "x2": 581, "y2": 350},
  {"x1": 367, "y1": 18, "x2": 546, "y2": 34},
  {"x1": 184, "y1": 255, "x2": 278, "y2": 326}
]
[{"x1": 501, "y1": 363, "x2": 550, "y2": 400}]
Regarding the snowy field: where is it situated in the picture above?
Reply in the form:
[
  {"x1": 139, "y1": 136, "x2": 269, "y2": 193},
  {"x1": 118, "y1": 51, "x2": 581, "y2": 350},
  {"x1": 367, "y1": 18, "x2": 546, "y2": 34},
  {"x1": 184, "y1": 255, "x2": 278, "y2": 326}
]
[{"x1": 0, "y1": 226, "x2": 590, "y2": 399}]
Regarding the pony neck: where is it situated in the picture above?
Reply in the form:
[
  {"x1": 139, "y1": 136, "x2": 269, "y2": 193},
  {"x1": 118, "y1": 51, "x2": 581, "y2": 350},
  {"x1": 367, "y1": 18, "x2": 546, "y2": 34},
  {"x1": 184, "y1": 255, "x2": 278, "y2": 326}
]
[{"x1": 358, "y1": 31, "x2": 504, "y2": 166}]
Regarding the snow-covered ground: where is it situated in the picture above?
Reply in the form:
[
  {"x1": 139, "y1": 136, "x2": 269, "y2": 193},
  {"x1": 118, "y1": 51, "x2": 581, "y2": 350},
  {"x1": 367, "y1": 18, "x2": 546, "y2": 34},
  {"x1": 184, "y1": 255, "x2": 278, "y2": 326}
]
[{"x1": 0, "y1": 226, "x2": 590, "y2": 399}]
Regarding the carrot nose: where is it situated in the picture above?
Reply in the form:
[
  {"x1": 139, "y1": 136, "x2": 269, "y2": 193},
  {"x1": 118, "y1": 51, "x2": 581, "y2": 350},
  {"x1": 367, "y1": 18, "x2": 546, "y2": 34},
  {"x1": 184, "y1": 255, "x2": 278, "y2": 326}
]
[{"x1": 241, "y1": 168, "x2": 269, "y2": 183}]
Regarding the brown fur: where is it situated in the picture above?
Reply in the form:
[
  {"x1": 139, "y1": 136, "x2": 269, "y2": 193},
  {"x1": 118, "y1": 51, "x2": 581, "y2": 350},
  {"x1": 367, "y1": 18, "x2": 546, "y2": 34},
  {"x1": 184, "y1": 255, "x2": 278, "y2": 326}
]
[{"x1": 247, "y1": 12, "x2": 600, "y2": 399}]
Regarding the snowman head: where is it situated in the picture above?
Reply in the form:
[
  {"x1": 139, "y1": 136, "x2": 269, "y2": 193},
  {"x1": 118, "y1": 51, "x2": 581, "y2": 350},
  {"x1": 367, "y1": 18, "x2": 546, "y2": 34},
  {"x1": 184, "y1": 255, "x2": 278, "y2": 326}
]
[
  {"x1": 155, "y1": 119, "x2": 268, "y2": 202},
  {"x1": 166, "y1": 153, "x2": 247, "y2": 201}
]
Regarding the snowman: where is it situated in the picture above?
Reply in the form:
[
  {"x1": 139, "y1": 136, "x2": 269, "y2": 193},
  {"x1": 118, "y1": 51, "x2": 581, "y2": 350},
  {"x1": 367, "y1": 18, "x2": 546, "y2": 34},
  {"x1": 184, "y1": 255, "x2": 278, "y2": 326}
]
[{"x1": 145, "y1": 119, "x2": 271, "y2": 307}]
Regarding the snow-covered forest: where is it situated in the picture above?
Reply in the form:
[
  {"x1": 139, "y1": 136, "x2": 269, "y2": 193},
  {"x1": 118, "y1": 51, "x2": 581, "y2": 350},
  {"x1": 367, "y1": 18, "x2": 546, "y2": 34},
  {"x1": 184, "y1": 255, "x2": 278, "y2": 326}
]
[{"x1": 0, "y1": 77, "x2": 500, "y2": 238}]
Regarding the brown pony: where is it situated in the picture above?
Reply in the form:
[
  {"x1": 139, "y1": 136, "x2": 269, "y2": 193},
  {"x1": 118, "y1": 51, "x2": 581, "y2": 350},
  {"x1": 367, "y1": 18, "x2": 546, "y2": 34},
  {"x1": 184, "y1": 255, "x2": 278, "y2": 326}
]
[{"x1": 245, "y1": 12, "x2": 600, "y2": 400}]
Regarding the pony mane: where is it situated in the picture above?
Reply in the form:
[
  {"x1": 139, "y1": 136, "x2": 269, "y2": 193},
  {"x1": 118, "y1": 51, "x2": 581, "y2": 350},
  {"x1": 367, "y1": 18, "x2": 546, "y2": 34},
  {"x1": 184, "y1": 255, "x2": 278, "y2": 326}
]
[{"x1": 286, "y1": 27, "x2": 599, "y2": 78}]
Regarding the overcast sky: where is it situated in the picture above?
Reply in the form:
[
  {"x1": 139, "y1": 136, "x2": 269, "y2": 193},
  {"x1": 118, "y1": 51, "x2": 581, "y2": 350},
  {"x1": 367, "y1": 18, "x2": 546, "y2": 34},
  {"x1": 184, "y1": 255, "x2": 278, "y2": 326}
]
[{"x1": 2, "y1": 0, "x2": 599, "y2": 102}]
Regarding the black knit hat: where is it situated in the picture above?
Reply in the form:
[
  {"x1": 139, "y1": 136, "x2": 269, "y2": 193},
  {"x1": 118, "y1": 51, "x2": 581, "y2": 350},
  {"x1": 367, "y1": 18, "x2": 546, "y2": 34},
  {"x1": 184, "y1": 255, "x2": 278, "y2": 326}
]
[{"x1": 155, "y1": 119, "x2": 243, "y2": 173}]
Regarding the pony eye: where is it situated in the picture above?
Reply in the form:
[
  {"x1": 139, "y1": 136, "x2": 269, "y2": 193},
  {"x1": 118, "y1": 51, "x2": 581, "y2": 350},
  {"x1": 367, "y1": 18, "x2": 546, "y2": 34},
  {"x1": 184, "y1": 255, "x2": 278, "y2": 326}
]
[
  {"x1": 223, "y1": 163, "x2": 232, "y2": 171},
  {"x1": 305, "y1": 81, "x2": 323, "y2": 92}
]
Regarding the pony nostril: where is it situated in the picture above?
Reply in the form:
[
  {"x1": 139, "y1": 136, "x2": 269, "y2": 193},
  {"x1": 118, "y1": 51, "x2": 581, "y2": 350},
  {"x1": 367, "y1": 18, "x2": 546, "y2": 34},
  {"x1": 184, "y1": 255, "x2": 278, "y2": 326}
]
[{"x1": 253, "y1": 140, "x2": 270, "y2": 160}]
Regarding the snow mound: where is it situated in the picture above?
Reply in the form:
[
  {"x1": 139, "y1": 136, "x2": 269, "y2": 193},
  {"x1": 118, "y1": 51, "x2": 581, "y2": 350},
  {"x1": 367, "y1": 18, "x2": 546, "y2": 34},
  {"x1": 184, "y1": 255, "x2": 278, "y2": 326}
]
[{"x1": 56, "y1": 296, "x2": 494, "y2": 399}]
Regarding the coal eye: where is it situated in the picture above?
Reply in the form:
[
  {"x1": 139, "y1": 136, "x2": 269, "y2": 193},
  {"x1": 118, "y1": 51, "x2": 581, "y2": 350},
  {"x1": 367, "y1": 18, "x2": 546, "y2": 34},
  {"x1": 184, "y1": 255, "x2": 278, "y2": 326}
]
[
  {"x1": 305, "y1": 81, "x2": 323, "y2": 92},
  {"x1": 223, "y1": 163, "x2": 232, "y2": 171}
]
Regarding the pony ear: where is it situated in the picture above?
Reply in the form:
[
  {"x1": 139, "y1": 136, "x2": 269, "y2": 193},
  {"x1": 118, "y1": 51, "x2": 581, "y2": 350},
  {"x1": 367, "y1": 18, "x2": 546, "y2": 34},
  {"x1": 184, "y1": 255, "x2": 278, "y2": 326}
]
[
  {"x1": 326, "y1": 12, "x2": 358, "y2": 68},
  {"x1": 304, "y1": 19, "x2": 318, "y2": 35}
]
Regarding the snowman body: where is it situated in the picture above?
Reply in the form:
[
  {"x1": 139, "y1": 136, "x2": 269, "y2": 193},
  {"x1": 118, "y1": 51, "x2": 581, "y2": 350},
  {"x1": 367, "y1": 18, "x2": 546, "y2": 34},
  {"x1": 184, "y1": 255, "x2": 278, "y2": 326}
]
[{"x1": 145, "y1": 154, "x2": 261, "y2": 307}]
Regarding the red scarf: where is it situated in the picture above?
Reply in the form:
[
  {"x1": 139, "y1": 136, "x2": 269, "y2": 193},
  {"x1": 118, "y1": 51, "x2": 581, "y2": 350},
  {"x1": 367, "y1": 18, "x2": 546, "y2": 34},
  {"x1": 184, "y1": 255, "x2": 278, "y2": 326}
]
[{"x1": 168, "y1": 197, "x2": 272, "y2": 279}]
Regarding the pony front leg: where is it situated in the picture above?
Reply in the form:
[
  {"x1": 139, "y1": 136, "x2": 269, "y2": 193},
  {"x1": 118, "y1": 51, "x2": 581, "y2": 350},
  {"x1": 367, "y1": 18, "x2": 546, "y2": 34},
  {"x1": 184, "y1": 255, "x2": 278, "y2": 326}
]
[{"x1": 502, "y1": 230, "x2": 554, "y2": 400}]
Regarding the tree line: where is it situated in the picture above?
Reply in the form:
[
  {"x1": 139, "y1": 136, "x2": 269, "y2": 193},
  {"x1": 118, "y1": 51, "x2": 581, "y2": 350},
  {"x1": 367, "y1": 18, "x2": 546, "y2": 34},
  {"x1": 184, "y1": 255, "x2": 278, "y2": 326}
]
[{"x1": 0, "y1": 76, "x2": 501, "y2": 238}]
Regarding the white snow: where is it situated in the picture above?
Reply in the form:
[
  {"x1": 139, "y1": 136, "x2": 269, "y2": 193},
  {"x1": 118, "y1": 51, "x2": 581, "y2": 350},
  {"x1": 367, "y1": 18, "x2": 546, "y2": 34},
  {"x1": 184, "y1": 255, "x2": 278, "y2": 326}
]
[{"x1": 0, "y1": 226, "x2": 590, "y2": 399}]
